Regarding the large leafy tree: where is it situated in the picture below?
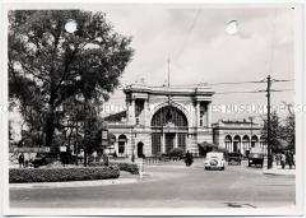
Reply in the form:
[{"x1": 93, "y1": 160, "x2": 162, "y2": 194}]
[
  {"x1": 261, "y1": 108, "x2": 295, "y2": 153},
  {"x1": 261, "y1": 111, "x2": 282, "y2": 153},
  {"x1": 281, "y1": 104, "x2": 295, "y2": 152},
  {"x1": 9, "y1": 10, "x2": 133, "y2": 151}
]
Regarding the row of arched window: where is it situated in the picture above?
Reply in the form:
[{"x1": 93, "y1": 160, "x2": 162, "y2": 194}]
[{"x1": 224, "y1": 135, "x2": 266, "y2": 153}]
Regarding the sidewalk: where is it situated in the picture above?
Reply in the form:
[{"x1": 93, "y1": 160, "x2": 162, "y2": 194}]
[
  {"x1": 263, "y1": 166, "x2": 295, "y2": 177},
  {"x1": 9, "y1": 171, "x2": 143, "y2": 189}
]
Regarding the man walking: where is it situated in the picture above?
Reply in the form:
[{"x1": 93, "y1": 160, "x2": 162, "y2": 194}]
[
  {"x1": 18, "y1": 153, "x2": 24, "y2": 168},
  {"x1": 185, "y1": 150, "x2": 193, "y2": 167},
  {"x1": 280, "y1": 152, "x2": 286, "y2": 169}
]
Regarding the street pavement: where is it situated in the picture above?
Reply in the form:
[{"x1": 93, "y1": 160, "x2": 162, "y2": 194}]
[{"x1": 10, "y1": 160, "x2": 295, "y2": 209}]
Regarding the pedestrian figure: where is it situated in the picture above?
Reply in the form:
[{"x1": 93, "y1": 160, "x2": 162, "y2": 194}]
[
  {"x1": 18, "y1": 153, "x2": 24, "y2": 168},
  {"x1": 280, "y1": 152, "x2": 286, "y2": 169},
  {"x1": 276, "y1": 153, "x2": 281, "y2": 166},
  {"x1": 287, "y1": 151, "x2": 294, "y2": 169},
  {"x1": 102, "y1": 153, "x2": 109, "y2": 166},
  {"x1": 285, "y1": 151, "x2": 291, "y2": 169},
  {"x1": 185, "y1": 151, "x2": 193, "y2": 167}
]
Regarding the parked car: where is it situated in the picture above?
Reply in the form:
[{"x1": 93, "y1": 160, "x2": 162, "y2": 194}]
[
  {"x1": 31, "y1": 153, "x2": 53, "y2": 168},
  {"x1": 248, "y1": 153, "x2": 264, "y2": 168},
  {"x1": 227, "y1": 152, "x2": 242, "y2": 165},
  {"x1": 204, "y1": 152, "x2": 225, "y2": 170}
]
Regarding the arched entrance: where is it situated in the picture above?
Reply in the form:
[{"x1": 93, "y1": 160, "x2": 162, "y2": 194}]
[
  {"x1": 151, "y1": 105, "x2": 188, "y2": 155},
  {"x1": 137, "y1": 142, "x2": 144, "y2": 158}
]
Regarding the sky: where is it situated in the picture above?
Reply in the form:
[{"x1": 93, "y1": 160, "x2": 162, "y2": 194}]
[
  {"x1": 9, "y1": 4, "x2": 297, "y2": 141},
  {"x1": 94, "y1": 4, "x2": 295, "y2": 123}
]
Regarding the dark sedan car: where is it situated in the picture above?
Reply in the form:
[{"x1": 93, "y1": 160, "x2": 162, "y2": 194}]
[
  {"x1": 248, "y1": 153, "x2": 264, "y2": 168},
  {"x1": 31, "y1": 153, "x2": 53, "y2": 168},
  {"x1": 227, "y1": 152, "x2": 242, "y2": 165}
]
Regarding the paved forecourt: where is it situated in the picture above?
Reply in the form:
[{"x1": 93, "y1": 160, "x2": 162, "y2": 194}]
[{"x1": 10, "y1": 160, "x2": 295, "y2": 209}]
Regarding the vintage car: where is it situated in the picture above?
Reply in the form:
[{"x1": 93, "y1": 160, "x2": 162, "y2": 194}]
[
  {"x1": 227, "y1": 152, "x2": 242, "y2": 165},
  {"x1": 204, "y1": 152, "x2": 225, "y2": 170},
  {"x1": 30, "y1": 153, "x2": 53, "y2": 168},
  {"x1": 248, "y1": 153, "x2": 264, "y2": 168}
]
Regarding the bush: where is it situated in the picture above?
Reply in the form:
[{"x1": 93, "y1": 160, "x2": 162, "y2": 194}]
[
  {"x1": 116, "y1": 162, "x2": 139, "y2": 175},
  {"x1": 90, "y1": 162, "x2": 139, "y2": 175},
  {"x1": 9, "y1": 166, "x2": 120, "y2": 183},
  {"x1": 169, "y1": 148, "x2": 185, "y2": 159}
]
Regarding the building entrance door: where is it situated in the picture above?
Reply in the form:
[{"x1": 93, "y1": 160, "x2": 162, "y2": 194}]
[
  {"x1": 137, "y1": 142, "x2": 144, "y2": 158},
  {"x1": 165, "y1": 133, "x2": 175, "y2": 154}
]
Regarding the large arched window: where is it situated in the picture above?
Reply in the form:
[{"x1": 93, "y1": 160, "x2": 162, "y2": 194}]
[
  {"x1": 260, "y1": 135, "x2": 266, "y2": 148},
  {"x1": 242, "y1": 135, "x2": 250, "y2": 151},
  {"x1": 251, "y1": 135, "x2": 259, "y2": 148},
  {"x1": 224, "y1": 135, "x2": 232, "y2": 151},
  {"x1": 233, "y1": 135, "x2": 241, "y2": 153},
  {"x1": 151, "y1": 106, "x2": 188, "y2": 128},
  {"x1": 118, "y1": 134, "x2": 127, "y2": 155}
]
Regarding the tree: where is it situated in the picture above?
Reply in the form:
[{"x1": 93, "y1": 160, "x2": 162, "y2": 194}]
[
  {"x1": 281, "y1": 103, "x2": 295, "y2": 152},
  {"x1": 261, "y1": 111, "x2": 282, "y2": 153},
  {"x1": 9, "y1": 10, "x2": 133, "y2": 151},
  {"x1": 261, "y1": 108, "x2": 295, "y2": 153}
]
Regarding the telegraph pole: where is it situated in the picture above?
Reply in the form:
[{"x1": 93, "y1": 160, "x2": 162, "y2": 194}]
[
  {"x1": 266, "y1": 75, "x2": 272, "y2": 169},
  {"x1": 249, "y1": 116, "x2": 253, "y2": 150},
  {"x1": 167, "y1": 55, "x2": 171, "y2": 88}
]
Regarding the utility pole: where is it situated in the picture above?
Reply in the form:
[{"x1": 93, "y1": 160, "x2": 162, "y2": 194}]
[
  {"x1": 248, "y1": 116, "x2": 253, "y2": 149},
  {"x1": 167, "y1": 55, "x2": 171, "y2": 88},
  {"x1": 266, "y1": 75, "x2": 272, "y2": 169}
]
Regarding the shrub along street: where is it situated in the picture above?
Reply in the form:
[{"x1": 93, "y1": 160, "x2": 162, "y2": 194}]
[
  {"x1": 90, "y1": 162, "x2": 140, "y2": 175},
  {"x1": 9, "y1": 166, "x2": 120, "y2": 183}
]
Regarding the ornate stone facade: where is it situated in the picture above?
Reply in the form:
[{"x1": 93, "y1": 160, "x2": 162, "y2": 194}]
[
  {"x1": 212, "y1": 120, "x2": 266, "y2": 155},
  {"x1": 104, "y1": 84, "x2": 266, "y2": 158},
  {"x1": 104, "y1": 83, "x2": 214, "y2": 157}
]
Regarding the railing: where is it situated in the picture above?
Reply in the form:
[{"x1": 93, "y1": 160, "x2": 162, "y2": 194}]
[{"x1": 144, "y1": 157, "x2": 184, "y2": 165}]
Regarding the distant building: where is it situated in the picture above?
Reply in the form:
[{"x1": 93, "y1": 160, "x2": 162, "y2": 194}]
[
  {"x1": 104, "y1": 83, "x2": 266, "y2": 158},
  {"x1": 212, "y1": 120, "x2": 266, "y2": 155}
]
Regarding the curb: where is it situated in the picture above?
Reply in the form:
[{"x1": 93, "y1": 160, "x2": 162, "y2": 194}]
[
  {"x1": 9, "y1": 177, "x2": 140, "y2": 190},
  {"x1": 263, "y1": 170, "x2": 295, "y2": 178}
]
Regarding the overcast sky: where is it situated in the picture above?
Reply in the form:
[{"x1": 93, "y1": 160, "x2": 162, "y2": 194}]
[{"x1": 95, "y1": 4, "x2": 295, "y2": 123}]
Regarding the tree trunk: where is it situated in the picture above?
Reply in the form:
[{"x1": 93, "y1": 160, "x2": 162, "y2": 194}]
[
  {"x1": 45, "y1": 89, "x2": 56, "y2": 153},
  {"x1": 84, "y1": 150, "x2": 88, "y2": 167}
]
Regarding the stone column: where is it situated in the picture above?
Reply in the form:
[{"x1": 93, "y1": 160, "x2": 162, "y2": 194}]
[
  {"x1": 130, "y1": 99, "x2": 136, "y2": 125},
  {"x1": 144, "y1": 100, "x2": 148, "y2": 128},
  {"x1": 175, "y1": 134, "x2": 178, "y2": 148},
  {"x1": 185, "y1": 134, "x2": 189, "y2": 152},
  {"x1": 196, "y1": 101, "x2": 200, "y2": 127},
  {"x1": 207, "y1": 102, "x2": 211, "y2": 127},
  {"x1": 161, "y1": 134, "x2": 165, "y2": 154}
]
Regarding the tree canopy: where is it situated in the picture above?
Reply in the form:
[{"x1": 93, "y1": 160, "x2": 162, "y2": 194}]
[
  {"x1": 261, "y1": 109, "x2": 295, "y2": 153},
  {"x1": 9, "y1": 10, "x2": 134, "y2": 150}
]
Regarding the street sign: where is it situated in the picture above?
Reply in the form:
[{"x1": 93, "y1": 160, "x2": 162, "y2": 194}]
[
  {"x1": 60, "y1": 146, "x2": 67, "y2": 152},
  {"x1": 102, "y1": 129, "x2": 108, "y2": 140}
]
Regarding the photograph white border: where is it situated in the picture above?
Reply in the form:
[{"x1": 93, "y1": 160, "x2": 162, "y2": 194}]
[{"x1": 1, "y1": 0, "x2": 305, "y2": 216}]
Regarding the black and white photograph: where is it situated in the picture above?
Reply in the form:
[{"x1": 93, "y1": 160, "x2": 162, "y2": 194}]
[{"x1": 2, "y1": 0, "x2": 305, "y2": 216}]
